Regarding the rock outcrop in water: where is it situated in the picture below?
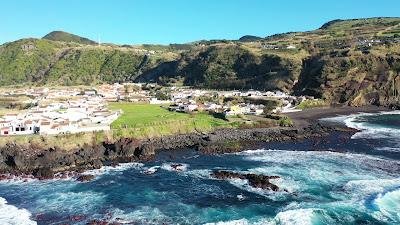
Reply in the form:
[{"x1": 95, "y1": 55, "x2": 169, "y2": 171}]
[
  {"x1": 76, "y1": 174, "x2": 95, "y2": 182},
  {"x1": 0, "y1": 124, "x2": 352, "y2": 179},
  {"x1": 211, "y1": 170, "x2": 281, "y2": 191}
]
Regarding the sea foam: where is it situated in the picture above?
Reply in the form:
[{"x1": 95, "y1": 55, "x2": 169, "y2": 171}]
[
  {"x1": 0, "y1": 197, "x2": 37, "y2": 225},
  {"x1": 321, "y1": 111, "x2": 400, "y2": 140},
  {"x1": 373, "y1": 188, "x2": 400, "y2": 222},
  {"x1": 204, "y1": 208, "x2": 332, "y2": 225}
]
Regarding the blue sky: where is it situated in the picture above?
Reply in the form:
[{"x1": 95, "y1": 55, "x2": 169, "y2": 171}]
[{"x1": 1, "y1": 0, "x2": 399, "y2": 45}]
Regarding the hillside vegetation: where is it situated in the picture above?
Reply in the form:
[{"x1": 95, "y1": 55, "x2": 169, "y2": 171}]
[
  {"x1": 1, "y1": 17, "x2": 400, "y2": 107},
  {"x1": 43, "y1": 31, "x2": 97, "y2": 45}
]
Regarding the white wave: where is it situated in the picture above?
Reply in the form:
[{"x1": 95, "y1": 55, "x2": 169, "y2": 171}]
[
  {"x1": 35, "y1": 191, "x2": 106, "y2": 214},
  {"x1": 160, "y1": 162, "x2": 189, "y2": 172},
  {"x1": 204, "y1": 218, "x2": 273, "y2": 225},
  {"x1": 109, "y1": 207, "x2": 170, "y2": 225},
  {"x1": 0, "y1": 174, "x2": 37, "y2": 184},
  {"x1": 237, "y1": 149, "x2": 399, "y2": 169},
  {"x1": 274, "y1": 208, "x2": 333, "y2": 225},
  {"x1": 344, "y1": 178, "x2": 400, "y2": 195},
  {"x1": 204, "y1": 208, "x2": 331, "y2": 225},
  {"x1": 231, "y1": 148, "x2": 400, "y2": 207},
  {"x1": 321, "y1": 111, "x2": 400, "y2": 140},
  {"x1": 143, "y1": 166, "x2": 160, "y2": 174},
  {"x1": 0, "y1": 197, "x2": 37, "y2": 225},
  {"x1": 82, "y1": 162, "x2": 144, "y2": 176},
  {"x1": 184, "y1": 169, "x2": 212, "y2": 179},
  {"x1": 343, "y1": 178, "x2": 400, "y2": 221},
  {"x1": 204, "y1": 218, "x2": 250, "y2": 225},
  {"x1": 373, "y1": 188, "x2": 400, "y2": 222}
]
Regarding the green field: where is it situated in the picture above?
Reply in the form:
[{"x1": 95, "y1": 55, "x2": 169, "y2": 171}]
[{"x1": 108, "y1": 103, "x2": 233, "y2": 138}]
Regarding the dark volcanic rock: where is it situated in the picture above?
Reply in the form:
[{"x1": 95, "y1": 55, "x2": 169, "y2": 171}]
[
  {"x1": 170, "y1": 163, "x2": 184, "y2": 171},
  {"x1": 34, "y1": 168, "x2": 55, "y2": 180},
  {"x1": 0, "y1": 124, "x2": 350, "y2": 178},
  {"x1": 211, "y1": 170, "x2": 280, "y2": 191},
  {"x1": 76, "y1": 174, "x2": 95, "y2": 182}
]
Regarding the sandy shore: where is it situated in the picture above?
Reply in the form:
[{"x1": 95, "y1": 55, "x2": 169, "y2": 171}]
[{"x1": 285, "y1": 106, "x2": 391, "y2": 128}]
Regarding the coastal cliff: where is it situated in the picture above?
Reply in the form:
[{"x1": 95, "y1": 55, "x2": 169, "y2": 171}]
[{"x1": 0, "y1": 124, "x2": 346, "y2": 179}]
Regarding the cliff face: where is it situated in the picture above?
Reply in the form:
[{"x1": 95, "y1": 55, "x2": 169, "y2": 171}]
[{"x1": 295, "y1": 53, "x2": 400, "y2": 107}]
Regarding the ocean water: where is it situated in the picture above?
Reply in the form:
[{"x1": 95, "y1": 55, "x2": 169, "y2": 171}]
[{"x1": 0, "y1": 111, "x2": 400, "y2": 225}]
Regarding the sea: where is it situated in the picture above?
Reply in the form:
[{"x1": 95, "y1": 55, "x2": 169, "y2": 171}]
[{"x1": 0, "y1": 111, "x2": 399, "y2": 225}]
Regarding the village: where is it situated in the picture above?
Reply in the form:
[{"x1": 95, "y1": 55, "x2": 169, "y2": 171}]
[{"x1": 0, "y1": 83, "x2": 315, "y2": 136}]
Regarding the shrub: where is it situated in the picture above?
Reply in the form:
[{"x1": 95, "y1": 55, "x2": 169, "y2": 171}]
[{"x1": 278, "y1": 117, "x2": 293, "y2": 127}]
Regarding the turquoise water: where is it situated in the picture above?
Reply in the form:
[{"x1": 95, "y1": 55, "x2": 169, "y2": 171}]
[{"x1": 0, "y1": 112, "x2": 400, "y2": 225}]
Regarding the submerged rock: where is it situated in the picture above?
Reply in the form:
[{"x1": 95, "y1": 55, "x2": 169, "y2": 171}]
[
  {"x1": 76, "y1": 174, "x2": 95, "y2": 182},
  {"x1": 211, "y1": 170, "x2": 280, "y2": 191},
  {"x1": 170, "y1": 163, "x2": 185, "y2": 171}
]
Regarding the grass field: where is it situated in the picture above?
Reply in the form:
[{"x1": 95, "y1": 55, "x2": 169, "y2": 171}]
[{"x1": 108, "y1": 103, "x2": 234, "y2": 138}]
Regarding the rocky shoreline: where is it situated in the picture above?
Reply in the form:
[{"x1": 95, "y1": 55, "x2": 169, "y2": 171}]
[{"x1": 0, "y1": 123, "x2": 357, "y2": 180}]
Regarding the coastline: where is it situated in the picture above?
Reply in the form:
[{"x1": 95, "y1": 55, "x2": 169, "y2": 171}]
[
  {"x1": 285, "y1": 105, "x2": 390, "y2": 128},
  {"x1": 0, "y1": 106, "x2": 390, "y2": 181}
]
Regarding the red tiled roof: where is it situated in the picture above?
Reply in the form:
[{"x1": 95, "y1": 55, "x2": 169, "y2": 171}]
[{"x1": 24, "y1": 120, "x2": 33, "y2": 124}]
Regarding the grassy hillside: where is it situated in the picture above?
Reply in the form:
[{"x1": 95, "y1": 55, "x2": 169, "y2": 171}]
[
  {"x1": 1, "y1": 17, "x2": 400, "y2": 107},
  {"x1": 43, "y1": 31, "x2": 97, "y2": 45},
  {"x1": 0, "y1": 39, "x2": 179, "y2": 86}
]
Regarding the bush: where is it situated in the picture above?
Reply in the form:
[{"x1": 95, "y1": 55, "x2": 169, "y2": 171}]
[
  {"x1": 296, "y1": 99, "x2": 327, "y2": 109},
  {"x1": 278, "y1": 117, "x2": 293, "y2": 127}
]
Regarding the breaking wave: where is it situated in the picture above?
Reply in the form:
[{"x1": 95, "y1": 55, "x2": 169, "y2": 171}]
[
  {"x1": 82, "y1": 162, "x2": 144, "y2": 176},
  {"x1": 204, "y1": 208, "x2": 333, "y2": 225},
  {"x1": 322, "y1": 111, "x2": 400, "y2": 140},
  {"x1": 373, "y1": 187, "x2": 400, "y2": 222},
  {"x1": 0, "y1": 197, "x2": 37, "y2": 225},
  {"x1": 160, "y1": 162, "x2": 189, "y2": 172}
]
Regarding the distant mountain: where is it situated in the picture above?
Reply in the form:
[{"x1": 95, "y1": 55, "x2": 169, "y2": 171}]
[
  {"x1": 1, "y1": 17, "x2": 400, "y2": 107},
  {"x1": 42, "y1": 31, "x2": 97, "y2": 45},
  {"x1": 239, "y1": 35, "x2": 263, "y2": 42}
]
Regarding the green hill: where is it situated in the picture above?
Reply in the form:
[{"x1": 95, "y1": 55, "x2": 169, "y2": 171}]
[
  {"x1": 43, "y1": 31, "x2": 97, "y2": 45},
  {"x1": 239, "y1": 35, "x2": 263, "y2": 42},
  {"x1": 1, "y1": 17, "x2": 400, "y2": 107}
]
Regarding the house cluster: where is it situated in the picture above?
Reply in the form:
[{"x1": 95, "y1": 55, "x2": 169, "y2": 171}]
[
  {"x1": 355, "y1": 37, "x2": 400, "y2": 48},
  {"x1": 0, "y1": 96, "x2": 120, "y2": 136},
  {"x1": 97, "y1": 83, "x2": 149, "y2": 102},
  {"x1": 356, "y1": 39, "x2": 383, "y2": 47},
  {"x1": 261, "y1": 44, "x2": 296, "y2": 50},
  {"x1": 164, "y1": 88, "x2": 303, "y2": 116}
]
